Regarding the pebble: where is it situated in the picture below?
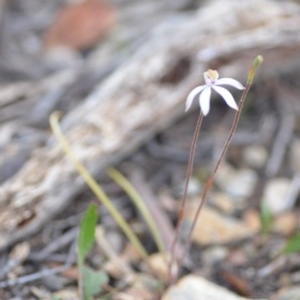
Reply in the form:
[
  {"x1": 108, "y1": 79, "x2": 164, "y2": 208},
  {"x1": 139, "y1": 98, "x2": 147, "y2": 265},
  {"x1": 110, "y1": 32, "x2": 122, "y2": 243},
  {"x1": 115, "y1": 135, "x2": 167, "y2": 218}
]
[
  {"x1": 184, "y1": 204, "x2": 258, "y2": 246},
  {"x1": 216, "y1": 164, "x2": 258, "y2": 199},
  {"x1": 146, "y1": 252, "x2": 169, "y2": 281},
  {"x1": 262, "y1": 178, "x2": 292, "y2": 215},
  {"x1": 162, "y1": 275, "x2": 267, "y2": 300},
  {"x1": 187, "y1": 177, "x2": 203, "y2": 196},
  {"x1": 243, "y1": 209, "x2": 261, "y2": 233},
  {"x1": 242, "y1": 145, "x2": 268, "y2": 169},
  {"x1": 272, "y1": 212, "x2": 298, "y2": 236},
  {"x1": 210, "y1": 192, "x2": 236, "y2": 214},
  {"x1": 202, "y1": 246, "x2": 228, "y2": 265},
  {"x1": 9, "y1": 241, "x2": 30, "y2": 262},
  {"x1": 175, "y1": 177, "x2": 202, "y2": 198}
]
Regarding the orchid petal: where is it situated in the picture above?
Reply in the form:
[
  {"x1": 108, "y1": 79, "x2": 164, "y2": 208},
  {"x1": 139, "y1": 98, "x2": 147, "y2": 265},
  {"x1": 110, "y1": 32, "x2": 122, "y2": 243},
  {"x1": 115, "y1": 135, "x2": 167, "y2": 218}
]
[
  {"x1": 212, "y1": 86, "x2": 238, "y2": 111},
  {"x1": 199, "y1": 87, "x2": 211, "y2": 116},
  {"x1": 215, "y1": 78, "x2": 245, "y2": 90},
  {"x1": 185, "y1": 85, "x2": 206, "y2": 112}
]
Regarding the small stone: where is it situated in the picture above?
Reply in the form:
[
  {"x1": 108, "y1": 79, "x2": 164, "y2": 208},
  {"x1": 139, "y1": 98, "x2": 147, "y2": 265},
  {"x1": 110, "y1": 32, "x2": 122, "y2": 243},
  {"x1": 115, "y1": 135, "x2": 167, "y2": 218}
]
[
  {"x1": 243, "y1": 145, "x2": 268, "y2": 169},
  {"x1": 176, "y1": 177, "x2": 202, "y2": 198},
  {"x1": 9, "y1": 242, "x2": 30, "y2": 262},
  {"x1": 146, "y1": 252, "x2": 170, "y2": 281},
  {"x1": 272, "y1": 212, "x2": 298, "y2": 236},
  {"x1": 243, "y1": 209, "x2": 261, "y2": 232},
  {"x1": 162, "y1": 275, "x2": 267, "y2": 300},
  {"x1": 216, "y1": 163, "x2": 235, "y2": 189},
  {"x1": 262, "y1": 178, "x2": 292, "y2": 215},
  {"x1": 226, "y1": 169, "x2": 258, "y2": 198},
  {"x1": 211, "y1": 192, "x2": 236, "y2": 214},
  {"x1": 217, "y1": 164, "x2": 258, "y2": 199},
  {"x1": 202, "y1": 246, "x2": 228, "y2": 265},
  {"x1": 185, "y1": 204, "x2": 258, "y2": 246},
  {"x1": 187, "y1": 177, "x2": 203, "y2": 196}
]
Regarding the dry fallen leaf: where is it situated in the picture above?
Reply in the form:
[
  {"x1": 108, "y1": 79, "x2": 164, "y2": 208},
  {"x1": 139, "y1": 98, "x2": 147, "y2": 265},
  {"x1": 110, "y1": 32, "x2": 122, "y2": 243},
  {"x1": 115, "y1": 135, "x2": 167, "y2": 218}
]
[
  {"x1": 219, "y1": 269, "x2": 251, "y2": 297},
  {"x1": 44, "y1": 0, "x2": 116, "y2": 51}
]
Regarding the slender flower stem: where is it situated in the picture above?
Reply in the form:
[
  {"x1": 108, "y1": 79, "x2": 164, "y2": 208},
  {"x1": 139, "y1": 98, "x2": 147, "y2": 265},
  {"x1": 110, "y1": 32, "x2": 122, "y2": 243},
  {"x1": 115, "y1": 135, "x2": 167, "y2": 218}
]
[
  {"x1": 176, "y1": 55, "x2": 263, "y2": 276},
  {"x1": 177, "y1": 84, "x2": 250, "y2": 267},
  {"x1": 168, "y1": 112, "x2": 204, "y2": 284}
]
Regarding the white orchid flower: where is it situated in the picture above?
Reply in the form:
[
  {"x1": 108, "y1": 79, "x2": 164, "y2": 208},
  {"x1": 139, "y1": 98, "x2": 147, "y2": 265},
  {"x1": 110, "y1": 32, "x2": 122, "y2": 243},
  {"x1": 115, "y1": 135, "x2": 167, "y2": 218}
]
[{"x1": 185, "y1": 69, "x2": 245, "y2": 116}]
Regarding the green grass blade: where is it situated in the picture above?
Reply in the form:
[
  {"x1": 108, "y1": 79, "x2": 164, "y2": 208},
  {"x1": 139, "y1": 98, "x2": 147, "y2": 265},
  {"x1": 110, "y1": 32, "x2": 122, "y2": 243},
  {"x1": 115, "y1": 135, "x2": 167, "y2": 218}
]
[
  {"x1": 49, "y1": 112, "x2": 149, "y2": 260},
  {"x1": 107, "y1": 168, "x2": 165, "y2": 253},
  {"x1": 77, "y1": 203, "x2": 98, "y2": 265}
]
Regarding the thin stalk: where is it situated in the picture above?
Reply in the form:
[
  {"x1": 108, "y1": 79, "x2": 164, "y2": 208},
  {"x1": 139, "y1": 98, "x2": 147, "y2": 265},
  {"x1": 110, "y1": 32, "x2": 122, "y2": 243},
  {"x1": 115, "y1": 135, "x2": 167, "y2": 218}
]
[
  {"x1": 107, "y1": 167, "x2": 166, "y2": 254},
  {"x1": 176, "y1": 55, "x2": 263, "y2": 277},
  {"x1": 49, "y1": 112, "x2": 149, "y2": 260},
  {"x1": 168, "y1": 112, "x2": 204, "y2": 284}
]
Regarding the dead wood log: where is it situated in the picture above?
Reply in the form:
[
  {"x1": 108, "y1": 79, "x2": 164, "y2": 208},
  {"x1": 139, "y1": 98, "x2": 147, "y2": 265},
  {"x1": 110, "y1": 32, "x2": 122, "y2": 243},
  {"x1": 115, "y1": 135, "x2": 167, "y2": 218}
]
[{"x1": 0, "y1": 0, "x2": 300, "y2": 250}]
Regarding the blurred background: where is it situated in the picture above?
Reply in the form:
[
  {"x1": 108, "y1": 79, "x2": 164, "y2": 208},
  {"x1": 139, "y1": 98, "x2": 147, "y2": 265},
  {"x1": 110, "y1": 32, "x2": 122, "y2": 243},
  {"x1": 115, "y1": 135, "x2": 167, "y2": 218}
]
[{"x1": 0, "y1": 0, "x2": 300, "y2": 299}]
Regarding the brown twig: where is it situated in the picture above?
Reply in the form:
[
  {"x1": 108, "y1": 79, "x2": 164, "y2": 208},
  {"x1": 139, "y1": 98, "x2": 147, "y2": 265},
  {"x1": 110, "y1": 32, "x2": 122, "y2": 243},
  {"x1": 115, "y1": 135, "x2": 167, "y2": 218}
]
[{"x1": 168, "y1": 112, "x2": 203, "y2": 284}]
